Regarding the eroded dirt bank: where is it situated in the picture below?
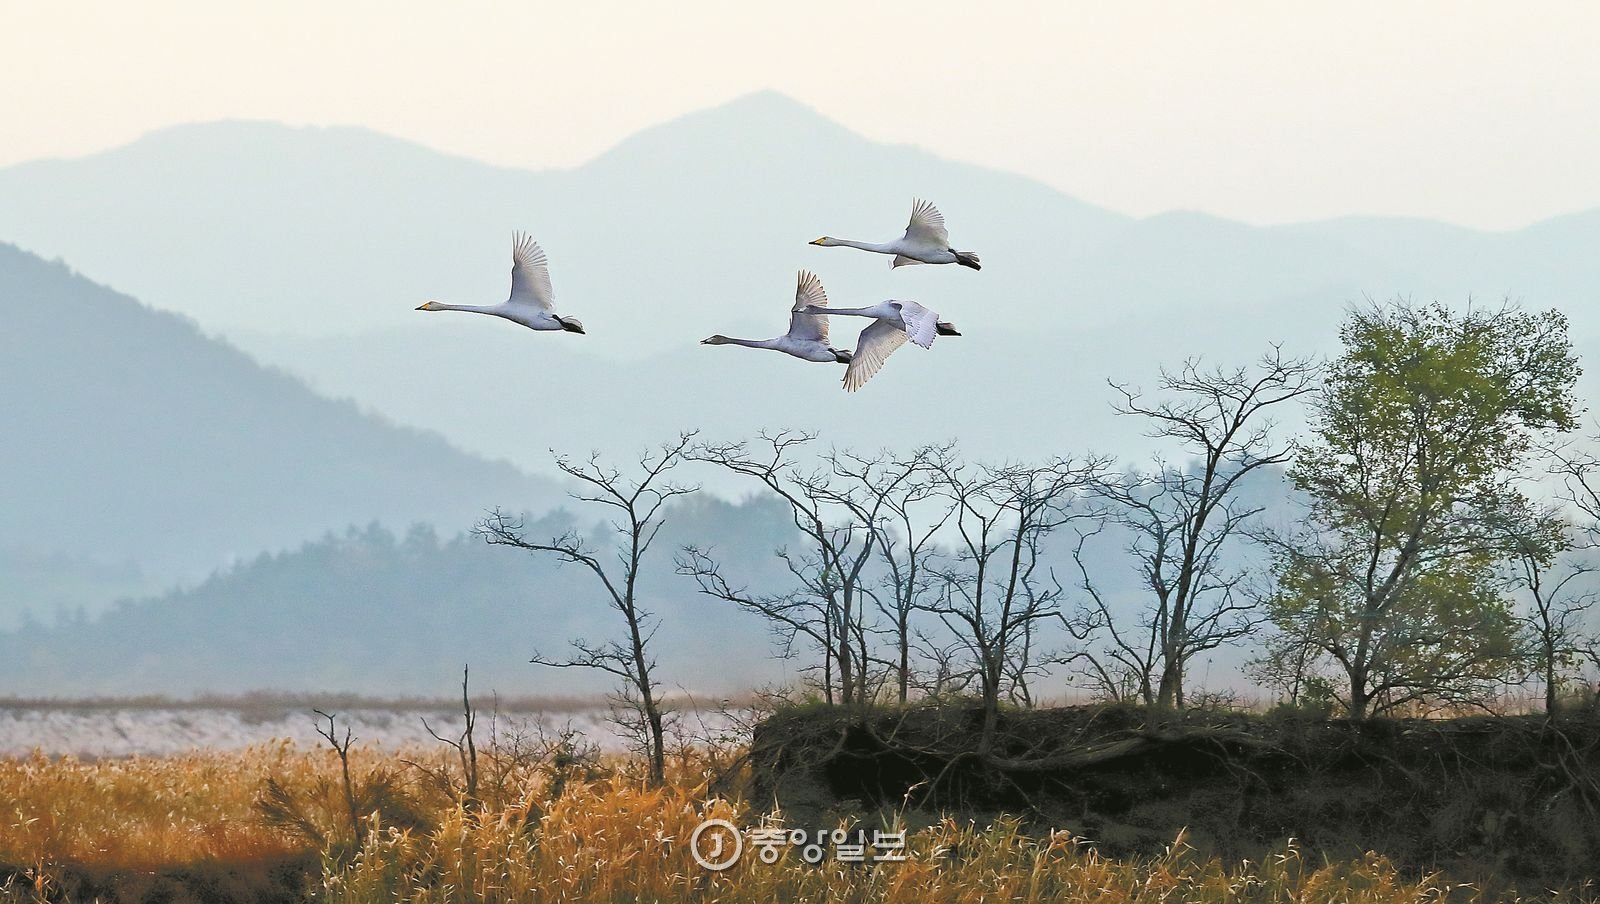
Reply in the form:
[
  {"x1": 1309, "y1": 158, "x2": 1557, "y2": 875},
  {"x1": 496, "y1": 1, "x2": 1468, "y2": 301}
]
[{"x1": 750, "y1": 704, "x2": 1600, "y2": 892}]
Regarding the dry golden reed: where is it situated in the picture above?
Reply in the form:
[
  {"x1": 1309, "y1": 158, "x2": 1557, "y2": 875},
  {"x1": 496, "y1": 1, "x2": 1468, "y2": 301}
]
[
  {"x1": 2, "y1": 741, "x2": 1588, "y2": 903},
  {"x1": 1, "y1": 741, "x2": 309, "y2": 869}
]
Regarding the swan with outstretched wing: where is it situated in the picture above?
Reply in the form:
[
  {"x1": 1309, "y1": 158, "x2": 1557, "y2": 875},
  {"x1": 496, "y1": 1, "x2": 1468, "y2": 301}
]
[
  {"x1": 415, "y1": 233, "x2": 586, "y2": 334},
  {"x1": 799, "y1": 299, "x2": 960, "y2": 391},
  {"x1": 811, "y1": 199, "x2": 981, "y2": 270},
  {"x1": 701, "y1": 270, "x2": 854, "y2": 364}
]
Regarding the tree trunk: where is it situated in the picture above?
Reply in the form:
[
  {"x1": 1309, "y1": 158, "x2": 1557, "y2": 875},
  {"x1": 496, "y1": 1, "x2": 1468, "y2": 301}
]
[
  {"x1": 1545, "y1": 639, "x2": 1558, "y2": 715},
  {"x1": 978, "y1": 655, "x2": 1003, "y2": 753},
  {"x1": 641, "y1": 683, "x2": 666, "y2": 785},
  {"x1": 1346, "y1": 666, "x2": 1372, "y2": 720},
  {"x1": 836, "y1": 630, "x2": 854, "y2": 705},
  {"x1": 629, "y1": 619, "x2": 666, "y2": 785},
  {"x1": 898, "y1": 612, "x2": 910, "y2": 705},
  {"x1": 622, "y1": 578, "x2": 665, "y2": 785},
  {"x1": 1155, "y1": 657, "x2": 1183, "y2": 708},
  {"x1": 979, "y1": 682, "x2": 1000, "y2": 754}
]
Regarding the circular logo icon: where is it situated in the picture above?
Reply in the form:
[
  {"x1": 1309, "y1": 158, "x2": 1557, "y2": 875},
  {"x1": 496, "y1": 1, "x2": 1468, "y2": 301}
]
[{"x1": 689, "y1": 818, "x2": 743, "y2": 871}]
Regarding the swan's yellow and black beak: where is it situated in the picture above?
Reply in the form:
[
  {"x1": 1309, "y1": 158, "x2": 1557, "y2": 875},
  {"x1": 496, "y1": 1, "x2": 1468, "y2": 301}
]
[
  {"x1": 415, "y1": 301, "x2": 435, "y2": 311},
  {"x1": 809, "y1": 237, "x2": 828, "y2": 246}
]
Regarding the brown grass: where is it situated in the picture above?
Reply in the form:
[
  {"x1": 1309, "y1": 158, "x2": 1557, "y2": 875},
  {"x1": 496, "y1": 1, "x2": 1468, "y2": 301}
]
[
  {"x1": 2, "y1": 740, "x2": 1592, "y2": 903},
  {"x1": 0, "y1": 741, "x2": 310, "y2": 870}
]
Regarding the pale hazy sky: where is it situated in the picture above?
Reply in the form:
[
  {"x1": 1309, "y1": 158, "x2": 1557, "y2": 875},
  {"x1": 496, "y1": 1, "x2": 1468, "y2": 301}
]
[{"x1": 4, "y1": 1, "x2": 1597, "y2": 230}]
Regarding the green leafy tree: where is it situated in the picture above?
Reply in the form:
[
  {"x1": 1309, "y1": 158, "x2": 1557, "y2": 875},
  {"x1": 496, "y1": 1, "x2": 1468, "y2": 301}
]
[{"x1": 1262, "y1": 302, "x2": 1579, "y2": 718}]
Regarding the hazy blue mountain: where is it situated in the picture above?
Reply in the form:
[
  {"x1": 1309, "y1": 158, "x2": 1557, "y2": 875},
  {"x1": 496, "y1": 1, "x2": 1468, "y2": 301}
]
[
  {"x1": 7, "y1": 92, "x2": 1596, "y2": 475},
  {"x1": 0, "y1": 475, "x2": 1289, "y2": 699},
  {"x1": 1280, "y1": 212, "x2": 1600, "y2": 315},
  {"x1": 5, "y1": 91, "x2": 1597, "y2": 699},
  {"x1": 0, "y1": 92, "x2": 1127, "y2": 343},
  {"x1": 0, "y1": 244, "x2": 558, "y2": 604},
  {"x1": 0, "y1": 549, "x2": 166, "y2": 632},
  {"x1": 0, "y1": 498, "x2": 837, "y2": 698},
  {"x1": 5, "y1": 92, "x2": 1599, "y2": 477}
]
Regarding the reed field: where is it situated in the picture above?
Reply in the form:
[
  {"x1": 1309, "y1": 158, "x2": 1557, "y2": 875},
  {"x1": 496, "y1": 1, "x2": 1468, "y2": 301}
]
[{"x1": 2, "y1": 733, "x2": 1593, "y2": 904}]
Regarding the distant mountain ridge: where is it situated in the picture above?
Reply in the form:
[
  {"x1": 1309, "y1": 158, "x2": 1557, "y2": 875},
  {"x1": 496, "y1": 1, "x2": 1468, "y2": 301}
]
[
  {"x1": 6, "y1": 91, "x2": 1600, "y2": 564},
  {"x1": 0, "y1": 92, "x2": 1136, "y2": 343},
  {"x1": 7, "y1": 92, "x2": 1599, "y2": 698},
  {"x1": 1, "y1": 92, "x2": 1594, "y2": 347},
  {"x1": 5, "y1": 90, "x2": 1599, "y2": 499},
  {"x1": 0, "y1": 243, "x2": 557, "y2": 591},
  {"x1": 0, "y1": 502, "x2": 798, "y2": 698}
]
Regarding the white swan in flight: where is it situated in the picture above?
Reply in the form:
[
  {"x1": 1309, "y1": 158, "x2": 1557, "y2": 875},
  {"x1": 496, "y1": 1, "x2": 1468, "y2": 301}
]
[
  {"x1": 701, "y1": 271, "x2": 854, "y2": 364},
  {"x1": 810, "y1": 199, "x2": 981, "y2": 270},
  {"x1": 800, "y1": 300, "x2": 960, "y2": 391},
  {"x1": 415, "y1": 233, "x2": 586, "y2": 334}
]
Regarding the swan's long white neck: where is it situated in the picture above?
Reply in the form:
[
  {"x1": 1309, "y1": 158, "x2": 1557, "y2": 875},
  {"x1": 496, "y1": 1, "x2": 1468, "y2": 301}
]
[
  {"x1": 430, "y1": 302, "x2": 502, "y2": 314},
  {"x1": 822, "y1": 238, "x2": 897, "y2": 254},
  {"x1": 719, "y1": 336, "x2": 781, "y2": 350},
  {"x1": 823, "y1": 305, "x2": 893, "y2": 318}
]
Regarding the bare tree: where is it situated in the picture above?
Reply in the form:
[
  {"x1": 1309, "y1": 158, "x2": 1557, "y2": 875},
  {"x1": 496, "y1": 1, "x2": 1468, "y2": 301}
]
[
  {"x1": 677, "y1": 544, "x2": 846, "y2": 697},
  {"x1": 313, "y1": 708, "x2": 365, "y2": 847},
  {"x1": 1510, "y1": 521, "x2": 1599, "y2": 713},
  {"x1": 259, "y1": 711, "x2": 430, "y2": 849},
  {"x1": 925, "y1": 452, "x2": 1103, "y2": 751},
  {"x1": 911, "y1": 629, "x2": 977, "y2": 699},
  {"x1": 679, "y1": 432, "x2": 884, "y2": 705},
  {"x1": 1552, "y1": 439, "x2": 1600, "y2": 528},
  {"x1": 1061, "y1": 523, "x2": 1156, "y2": 703},
  {"x1": 477, "y1": 432, "x2": 698, "y2": 786},
  {"x1": 417, "y1": 664, "x2": 480, "y2": 804},
  {"x1": 1072, "y1": 349, "x2": 1318, "y2": 708},
  {"x1": 1527, "y1": 441, "x2": 1600, "y2": 710},
  {"x1": 830, "y1": 444, "x2": 956, "y2": 704}
]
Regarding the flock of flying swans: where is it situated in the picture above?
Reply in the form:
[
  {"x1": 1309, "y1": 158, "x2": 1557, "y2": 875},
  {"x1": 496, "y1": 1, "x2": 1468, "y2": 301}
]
[{"x1": 414, "y1": 199, "x2": 979, "y2": 391}]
